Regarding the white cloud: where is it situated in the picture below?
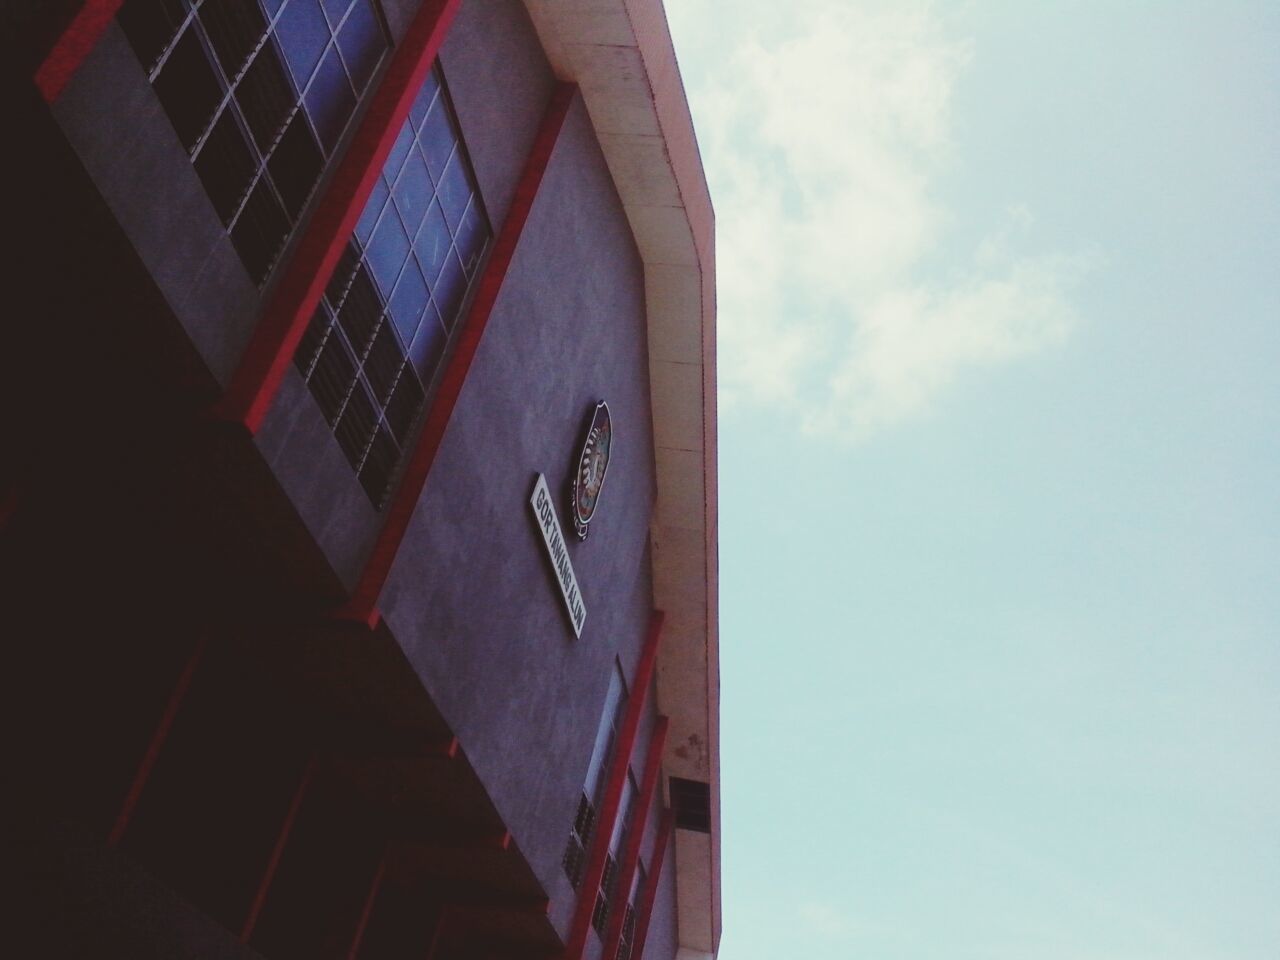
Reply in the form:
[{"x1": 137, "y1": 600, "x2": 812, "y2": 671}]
[
  {"x1": 671, "y1": 0, "x2": 1093, "y2": 438},
  {"x1": 797, "y1": 901, "x2": 853, "y2": 937}
]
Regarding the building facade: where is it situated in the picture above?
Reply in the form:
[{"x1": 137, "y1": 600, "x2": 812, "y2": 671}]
[{"x1": 3, "y1": 1, "x2": 718, "y2": 958}]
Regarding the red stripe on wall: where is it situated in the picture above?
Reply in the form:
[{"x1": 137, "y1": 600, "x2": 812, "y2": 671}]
[
  {"x1": 33, "y1": 0, "x2": 124, "y2": 103},
  {"x1": 212, "y1": 0, "x2": 461, "y2": 435},
  {"x1": 629, "y1": 808, "x2": 675, "y2": 960},
  {"x1": 334, "y1": 82, "x2": 578, "y2": 627},
  {"x1": 565, "y1": 612, "x2": 664, "y2": 960},
  {"x1": 346, "y1": 851, "x2": 387, "y2": 960},
  {"x1": 107, "y1": 632, "x2": 208, "y2": 847},
  {"x1": 241, "y1": 753, "x2": 318, "y2": 943},
  {"x1": 601, "y1": 715, "x2": 669, "y2": 959}
]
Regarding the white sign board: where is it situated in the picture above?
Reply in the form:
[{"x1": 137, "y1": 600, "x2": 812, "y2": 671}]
[{"x1": 530, "y1": 473, "x2": 586, "y2": 637}]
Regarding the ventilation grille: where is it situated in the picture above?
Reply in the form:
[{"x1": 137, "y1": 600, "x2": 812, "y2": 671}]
[
  {"x1": 615, "y1": 904, "x2": 637, "y2": 960},
  {"x1": 670, "y1": 776, "x2": 712, "y2": 833},
  {"x1": 591, "y1": 851, "x2": 615, "y2": 935},
  {"x1": 562, "y1": 792, "x2": 596, "y2": 889}
]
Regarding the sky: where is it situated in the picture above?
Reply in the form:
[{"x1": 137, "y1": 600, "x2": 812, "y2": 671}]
[{"x1": 663, "y1": 2, "x2": 1280, "y2": 957}]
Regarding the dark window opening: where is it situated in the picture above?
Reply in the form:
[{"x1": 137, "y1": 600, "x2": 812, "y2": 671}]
[
  {"x1": 615, "y1": 900, "x2": 638, "y2": 960},
  {"x1": 119, "y1": 0, "x2": 390, "y2": 284},
  {"x1": 591, "y1": 851, "x2": 619, "y2": 933},
  {"x1": 292, "y1": 63, "x2": 490, "y2": 506},
  {"x1": 562, "y1": 791, "x2": 595, "y2": 889},
  {"x1": 670, "y1": 776, "x2": 712, "y2": 833},
  {"x1": 564, "y1": 666, "x2": 629, "y2": 889}
]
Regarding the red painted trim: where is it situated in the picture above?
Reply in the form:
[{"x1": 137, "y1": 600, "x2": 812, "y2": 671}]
[
  {"x1": 241, "y1": 753, "x2": 318, "y2": 943},
  {"x1": 601, "y1": 716, "x2": 669, "y2": 959},
  {"x1": 107, "y1": 633, "x2": 208, "y2": 847},
  {"x1": 212, "y1": 0, "x2": 462, "y2": 435},
  {"x1": 346, "y1": 851, "x2": 387, "y2": 960},
  {"x1": 33, "y1": 0, "x2": 124, "y2": 103},
  {"x1": 565, "y1": 611, "x2": 664, "y2": 959},
  {"x1": 422, "y1": 905, "x2": 453, "y2": 960},
  {"x1": 334, "y1": 82, "x2": 578, "y2": 625},
  {"x1": 629, "y1": 809, "x2": 674, "y2": 960}
]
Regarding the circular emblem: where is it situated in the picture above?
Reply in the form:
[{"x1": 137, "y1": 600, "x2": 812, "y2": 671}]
[{"x1": 571, "y1": 400, "x2": 613, "y2": 540}]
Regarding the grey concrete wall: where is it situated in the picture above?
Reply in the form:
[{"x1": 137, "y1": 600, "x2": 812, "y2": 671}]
[
  {"x1": 380, "y1": 68, "x2": 659, "y2": 936},
  {"x1": 440, "y1": 0, "x2": 559, "y2": 231},
  {"x1": 644, "y1": 831, "x2": 681, "y2": 960},
  {"x1": 52, "y1": 22, "x2": 261, "y2": 391}
]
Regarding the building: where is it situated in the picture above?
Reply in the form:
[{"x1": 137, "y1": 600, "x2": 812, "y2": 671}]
[{"x1": 2, "y1": 1, "x2": 718, "y2": 958}]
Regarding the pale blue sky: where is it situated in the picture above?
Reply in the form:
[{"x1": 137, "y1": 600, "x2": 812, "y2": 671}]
[{"x1": 666, "y1": 2, "x2": 1279, "y2": 957}]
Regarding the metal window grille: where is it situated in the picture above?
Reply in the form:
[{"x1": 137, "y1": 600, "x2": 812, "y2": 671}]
[
  {"x1": 119, "y1": 0, "x2": 389, "y2": 283},
  {"x1": 291, "y1": 63, "x2": 491, "y2": 505},
  {"x1": 590, "y1": 850, "x2": 618, "y2": 934},
  {"x1": 615, "y1": 903, "x2": 637, "y2": 960},
  {"x1": 562, "y1": 791, "x2": 596, "y2": 888}
]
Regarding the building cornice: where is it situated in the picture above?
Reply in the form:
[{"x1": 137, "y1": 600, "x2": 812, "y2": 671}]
[{"x1": 520, "y1": 1, "x2": 719, "y2": 953}]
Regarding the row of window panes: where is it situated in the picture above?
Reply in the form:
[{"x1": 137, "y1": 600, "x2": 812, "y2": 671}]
[
  {"x1": 119, "y1": 0, "x2": 388, "y2": 282},
  {"x1": 293, "y1": 65, "x2": 490, "y2": 505},
  {"x1": 566, "y1": 667, "x2": 629, "y2": 888},
  {"x1": 614, "y1": 868, "x2": 644, "y2": 960}
]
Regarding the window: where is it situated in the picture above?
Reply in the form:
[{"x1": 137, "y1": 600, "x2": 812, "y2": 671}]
[
  {"x1": 614, "y1": 864, "x2": 644, "y2": 960},
  {"x1": 669, "y1": 776, "x2": 712, "y2": 833},
  {"x1": 292, "y1": 64, "x2": 490, "y2": 505},
  {"x1": 564, "y1": 665, "x2": 627, "y2": 888},
  {"x1": 592, "y1": 772, "x2": 636, "y2": 934},
  {"x1": 119, "y1": 0, "x2": 389, "y2": 283}
]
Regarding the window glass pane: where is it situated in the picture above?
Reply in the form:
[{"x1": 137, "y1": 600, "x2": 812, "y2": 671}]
[
  {"x1": 152, "y1": 27, "x2": 223, "y2": 150},
  {"x1": 365, "y1": 211, "x2": 410, "y2": 292},
  {"x1": 319, "y1": 0, "x2": 353, "y2": 24},
  {"x1": 418, "y1": 100, "x2": 455, "y2": 180},
  {"x1": 304, "y1": 45, "x2": 355, "y2": 152},
  {"x1": 194, "y1": 108, "x2": 256, "y2": 223},
  {"x1": 393, "y1": 155, "x2": 433, "y2": 238},
  {"x1": 432, "y1": 253, "x2": 467, "y2": 327},
  {"x1": 199, "y1": 0, "x2": 267, "y2": 79},
  {"x1": 326, "y1": 241, "x2": 361, "y2": 307},
  {"x1": 385, "y1": 367, "x2": 424, "y2": 440},
  {"x1": 407, "y1": 308, "x2": 445, "y2": 380},
  {"x1": 309, "y1": 326, "x2": 355, "y2": 424},
  {"x1": 118, "y1": 0, "x2": 190, "y2": 72},
  {"x1": 408, "y1": 71, "x2": 439, "y2": 130},
  {"x1": 337, "y1": 0, "x2": 383, "y2": 93},
  {"x1": 230, "y1": 176, "x2": 289, "y2": 282},
  {"x1": 435, "y1": 155, "x2": 471, "y2": 230},
  {"x1": 275, "y1": 0, "x2": 329, "y2": 87},
  {"x1": 336, "y1": 264, "x2": 382, "y2": 355},
  {"x1": 359, "y1": 425, "x2": 399, "y2": 499},
  {"x1": 335, "y1": 379, "x2": 376, "y2": 465},
  {"x1": 355, "y1": 176, "x2": 390, "y2": 244},
  {"x1": 363, "y1": 322, "x2": 404, "y2": 403},
  {"x1": 383, "y1": 122, "x2": 415, "y2": 185},
  {"x1": 267, "y1": 111, "x2": 324, "y2": 217},
  {"x1": 412, "y1": 201, "x2": 451, "y2": 284},
  {"x1": 295, "y1": 303, "x2": 331, "y2": 376},
  {"x1": 387, "y1": 264, "x2": 428, "y2": 344},
  {"x1": 236, "y1": 44, "x2": 295, "y2": 152},
  {"x1": 454, "y1": 199, "x2": 487, "y2": 277}
]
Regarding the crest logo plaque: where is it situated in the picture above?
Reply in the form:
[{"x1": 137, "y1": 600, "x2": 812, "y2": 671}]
[{"x1": 570, "y1": 400, "x2": 613, "y2": 540}]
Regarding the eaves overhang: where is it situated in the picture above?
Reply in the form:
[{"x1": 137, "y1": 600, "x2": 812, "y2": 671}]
[{"x1": 520, "y1": 1, "x2": 720, "y2": 955}]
